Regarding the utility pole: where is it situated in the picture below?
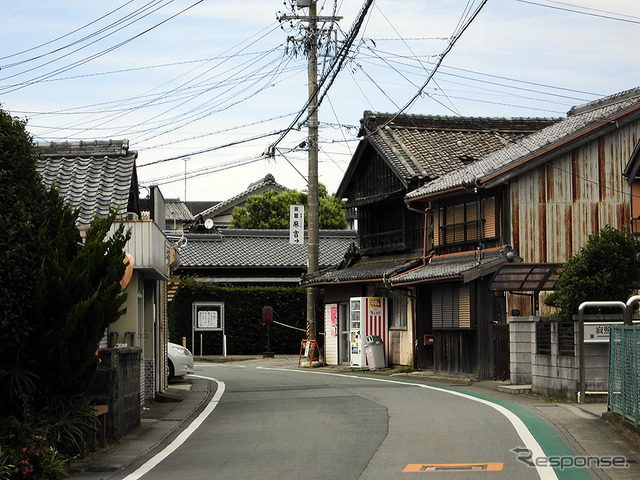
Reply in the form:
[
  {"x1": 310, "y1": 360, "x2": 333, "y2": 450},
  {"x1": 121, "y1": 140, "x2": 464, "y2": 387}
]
[
  {"x1": 279, "y1": 1, "x2": 341, "y2": 342},
  {"x1": 306, "y1": 0, "x2": 319, "y2": 342}
]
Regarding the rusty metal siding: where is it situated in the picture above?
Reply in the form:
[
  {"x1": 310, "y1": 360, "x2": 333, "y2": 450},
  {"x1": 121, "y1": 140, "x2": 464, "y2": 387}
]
[{"x1": 510, "y1": 122, "x2": 637, "y2": 270}]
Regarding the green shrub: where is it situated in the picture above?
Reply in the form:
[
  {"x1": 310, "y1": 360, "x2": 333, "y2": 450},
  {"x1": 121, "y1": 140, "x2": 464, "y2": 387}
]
[
  {"x1": 169, "y1": 278, "x2": 316, "y2": 354},
  {"x1": 0, "y1": 417, "x2": 68, "y2": 479},
  {"x1": 545, "y1": 225, "x2": 640, "y2": 320},
  {"x1": 35, "y1": 396, "x2": 98, "y2": 458}
]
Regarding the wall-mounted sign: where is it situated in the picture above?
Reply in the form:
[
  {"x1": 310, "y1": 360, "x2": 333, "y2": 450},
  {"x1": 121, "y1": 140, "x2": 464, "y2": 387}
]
[{"x1": 192, "y1": 302, "x2": 224, "y2": 331}]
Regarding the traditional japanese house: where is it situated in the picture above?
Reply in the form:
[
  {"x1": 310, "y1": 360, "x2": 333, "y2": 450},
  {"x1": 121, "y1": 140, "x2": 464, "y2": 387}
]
[
  {"x1": 403, "y1": 86, "x2": 640, "y2": 378},
  {"x1": 306, "y1": 111, "x2": 558, "y2": 368}
]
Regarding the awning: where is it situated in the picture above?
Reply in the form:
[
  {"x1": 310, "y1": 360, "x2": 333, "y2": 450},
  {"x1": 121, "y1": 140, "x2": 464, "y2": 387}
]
[{"x1": 489, "y1": 263, "x2": 562, "y2": 292}]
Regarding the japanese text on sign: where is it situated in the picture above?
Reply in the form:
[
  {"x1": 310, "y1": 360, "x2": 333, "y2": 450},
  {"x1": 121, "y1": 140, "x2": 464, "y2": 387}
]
[
  {"x1": 192, "y1": 302, "x2": 224, "y2": 331},
  {"x1": 198, "y1": 310, "x2": 218, "y2": 329},
  {"x1": 289, "y1": 205, "x2": 304, "y2": 245}
]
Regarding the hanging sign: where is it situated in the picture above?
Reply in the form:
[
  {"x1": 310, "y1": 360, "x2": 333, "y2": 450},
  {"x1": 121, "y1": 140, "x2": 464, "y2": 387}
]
[{"x1": 289, "y1": 205, "x2": 304, "y2": 245}]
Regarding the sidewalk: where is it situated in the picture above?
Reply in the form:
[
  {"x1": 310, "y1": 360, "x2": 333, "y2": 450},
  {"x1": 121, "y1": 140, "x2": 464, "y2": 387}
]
[{"x1": 70, "y1": 355, "x2": 640, "y2": 480}]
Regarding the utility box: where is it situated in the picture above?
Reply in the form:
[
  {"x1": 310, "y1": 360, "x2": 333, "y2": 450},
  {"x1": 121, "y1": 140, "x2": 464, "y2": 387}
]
[{"x1": 364, "y1": 335, "x2": 386, "y2": 370}]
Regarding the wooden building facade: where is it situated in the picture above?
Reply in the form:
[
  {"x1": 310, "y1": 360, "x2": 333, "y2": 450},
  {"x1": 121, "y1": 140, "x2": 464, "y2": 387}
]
[
  {"x1": 307, "y1": 112, "x2": 556, "y2": 370},
  {"x1": 404, "y1": 87, "x2": 640, "y2": 377}
]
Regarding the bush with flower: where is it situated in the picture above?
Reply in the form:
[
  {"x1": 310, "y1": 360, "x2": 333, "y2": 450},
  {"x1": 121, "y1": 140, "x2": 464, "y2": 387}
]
[{"x1": 0, "y1": 418, "x2": 68, "y2": 480}]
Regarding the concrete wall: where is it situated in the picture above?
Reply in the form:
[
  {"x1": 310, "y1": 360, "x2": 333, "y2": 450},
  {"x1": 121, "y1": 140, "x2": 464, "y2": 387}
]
[
  {"x1": 509, "y1": 316, "x2": 610, "y2": 401},
  {"x1": 509, "y1": 316, "x2": 535, "y2": 384}
]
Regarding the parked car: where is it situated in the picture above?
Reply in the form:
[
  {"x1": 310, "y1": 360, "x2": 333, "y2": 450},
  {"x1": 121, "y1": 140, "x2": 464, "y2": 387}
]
[{"x1": 168, "y1": 342, "x2": 194, "y2": 378}]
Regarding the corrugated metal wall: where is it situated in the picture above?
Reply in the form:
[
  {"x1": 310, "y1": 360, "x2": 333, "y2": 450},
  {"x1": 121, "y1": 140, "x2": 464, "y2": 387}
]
[{"x1": 508, "y1": 120, "x2": 639, "y2": 315}]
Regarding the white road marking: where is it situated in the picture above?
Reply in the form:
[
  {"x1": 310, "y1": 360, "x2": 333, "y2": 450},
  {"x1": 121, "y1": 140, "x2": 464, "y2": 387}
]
[
  {"x1": 121, "y1": 376, "x2": 225, "y2": 480},
  {"x1": 196, "y1": 363, "x2": 246, "y2": 368},
  {"x1": 258, "y1": 367, "x2": 558, "y2": 480}
]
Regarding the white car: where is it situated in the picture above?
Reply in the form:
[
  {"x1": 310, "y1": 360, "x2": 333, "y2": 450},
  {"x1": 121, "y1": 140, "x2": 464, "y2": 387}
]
[{"x1": 168, "y1": 342, "x2": 194, "y2": 378}]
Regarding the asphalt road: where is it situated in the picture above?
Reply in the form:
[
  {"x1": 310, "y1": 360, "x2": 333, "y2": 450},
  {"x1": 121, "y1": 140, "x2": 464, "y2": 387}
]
[{"x1": 121, "y1": 363, "x2": 588, "y2": 480}]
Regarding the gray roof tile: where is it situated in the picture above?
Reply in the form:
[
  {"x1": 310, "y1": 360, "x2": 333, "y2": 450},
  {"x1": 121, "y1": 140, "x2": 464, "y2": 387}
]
[
  {"x1": 172, "y1": 230, "x2": 357, "y2": 269},
  {"x1": 356, "y1": 112, "x2": 559, "y2": 183},
  {"x1": 304, "y1": 252, "x2": 423, "y2": 285},
  {"x1": 165, "y1": 200, "x2": 193, "y2": 222},
  {"x1": 390, "y1": 249, "x2": 509, "y2": 285},
  {"x1": 406, "y1": 87, "x2": 640, "y2": 200},
  {"x1": 34, "y1": 140, "x2": 138, "y2": 226}
]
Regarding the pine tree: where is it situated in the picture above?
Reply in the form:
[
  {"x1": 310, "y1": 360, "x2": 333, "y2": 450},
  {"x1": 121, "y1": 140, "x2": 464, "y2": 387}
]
[{"x1": 0, "y1": 108, "x2": 130, "y2": 416}]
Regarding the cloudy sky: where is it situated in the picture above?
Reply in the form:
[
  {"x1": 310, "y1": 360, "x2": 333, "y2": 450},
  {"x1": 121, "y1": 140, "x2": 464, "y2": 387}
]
[{"x1": 2, "y1": 0, "x2": 640, "y2": 202}]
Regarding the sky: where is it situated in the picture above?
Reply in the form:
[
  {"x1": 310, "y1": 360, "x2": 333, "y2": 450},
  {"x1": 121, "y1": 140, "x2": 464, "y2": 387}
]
[{"x1": 2, "y1": 0, "x2": 640, "y2": 202}]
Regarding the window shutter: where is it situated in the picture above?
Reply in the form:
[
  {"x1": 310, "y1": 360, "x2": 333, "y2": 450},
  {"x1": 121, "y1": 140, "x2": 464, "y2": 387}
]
[
  {"x1": 459, "y1": 285, "x2": 471, "y2": 328},
  {"x1": 432, "y1": 284, "x2": 474, "y2": 329},
  {"x1": 483, "y1": 197, "x2": 496, "y2": 238},
  {"x1": 632, "y1": 181, "x2": 640, "y2": 234}
]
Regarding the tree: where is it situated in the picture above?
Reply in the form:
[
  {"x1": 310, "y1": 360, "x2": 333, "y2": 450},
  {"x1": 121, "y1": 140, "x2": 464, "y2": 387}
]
[
  {"x1": 544, "y1": 225, "x2": 640, "y2": 321},
  {"x1": 231, "y1": 184, "x2": 348, "y2": 229},
  {"x1": 0, "y1": 109, "x2": 49, "y2": 412},
  {"x1": 0, "y1": 108, "x2": 130, "y2": 417}
]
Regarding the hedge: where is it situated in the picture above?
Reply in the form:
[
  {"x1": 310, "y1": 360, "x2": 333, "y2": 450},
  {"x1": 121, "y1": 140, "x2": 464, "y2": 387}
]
[{"x1": 168, "y1": 277, "x2": 318, "y2": 355}]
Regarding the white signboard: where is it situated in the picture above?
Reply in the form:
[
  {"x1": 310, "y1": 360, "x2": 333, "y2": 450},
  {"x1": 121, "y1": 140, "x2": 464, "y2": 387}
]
[
  {"x1": 584, "y1": 322, "x2": 619, "y2": 343},
  {"x1": 198, "y1": 309, "x2": 219, "y2": 329},
  {"x1": 192, "y1": 302, "x2": 224, "y2": 331},
  {"x1": 289, "y1": 205, "x2": 304, "y2": 245}
]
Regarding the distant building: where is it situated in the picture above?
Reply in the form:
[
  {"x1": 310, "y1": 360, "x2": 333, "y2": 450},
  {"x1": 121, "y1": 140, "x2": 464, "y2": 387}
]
[{"x1": 191, "y1": 174, "x2": 287, "y2": 231}]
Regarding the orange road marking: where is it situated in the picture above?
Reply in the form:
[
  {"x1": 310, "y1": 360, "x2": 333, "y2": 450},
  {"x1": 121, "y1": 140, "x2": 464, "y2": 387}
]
[{"x1": 403, "y1": 463, "x2": 504, "y2": 472}]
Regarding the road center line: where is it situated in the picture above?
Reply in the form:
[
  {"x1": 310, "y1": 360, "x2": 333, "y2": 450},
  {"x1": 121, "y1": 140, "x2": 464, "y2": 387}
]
[
  {"x1": 122, "y1": 376, "x2": 225, "y2": 480},
  {"x1": 258, "y1": 367, "x2": 558, "y2": 480}
]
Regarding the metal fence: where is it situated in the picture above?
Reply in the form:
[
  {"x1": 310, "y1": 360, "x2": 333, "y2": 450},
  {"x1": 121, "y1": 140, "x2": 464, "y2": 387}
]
[{"x1": 609, "y1": 325, "x2": 640, "y2": 426}]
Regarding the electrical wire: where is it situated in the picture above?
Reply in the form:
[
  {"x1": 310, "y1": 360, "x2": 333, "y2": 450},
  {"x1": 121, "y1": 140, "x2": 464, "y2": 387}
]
[{"x1": 0, "y1": 1, "x2": 204, "y2": 93}]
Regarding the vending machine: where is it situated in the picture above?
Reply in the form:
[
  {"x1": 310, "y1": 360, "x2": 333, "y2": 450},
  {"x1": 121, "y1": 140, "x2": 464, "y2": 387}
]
[{"x1": 349, "y1": 297, "x2": 388, "y2": 368}]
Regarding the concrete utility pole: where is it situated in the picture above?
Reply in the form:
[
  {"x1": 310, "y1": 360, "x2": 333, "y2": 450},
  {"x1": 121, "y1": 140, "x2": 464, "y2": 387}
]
[
  {"x1": 280, "y1": 0, "x2": 341, "y2": 342},
  {"x1": 306, "y1": 0, "x2": 319, "y2": 342}
]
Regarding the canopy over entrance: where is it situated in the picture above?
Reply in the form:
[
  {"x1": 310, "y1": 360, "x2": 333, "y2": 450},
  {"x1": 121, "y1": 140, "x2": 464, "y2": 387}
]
[{"x1": 489, "y1": 263, "x2": 563, "y2": 314}]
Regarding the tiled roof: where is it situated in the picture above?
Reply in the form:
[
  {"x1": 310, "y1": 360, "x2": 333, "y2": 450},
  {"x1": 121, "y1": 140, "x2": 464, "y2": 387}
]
[
  {"x1": 172, "y1": 229, "x2": 357, "y2": 269},
  {"x1": 34, "y1": 140, "x2": 138, "y2": 226},
  {"x1": 389, "y1": 248, "x2": 512, "y2": 286},
  {"x1": 351, "y1": 112, "x2": 559, "y2": 185},
  {"x1": 165, "y1": 200, "x2": 193, "y2": 222},
  {"x1": 304, "y1": 252, "x2": 423, "y2": 285},
  {"x1": 406, "y1": 86, "x2": 640, "y2": 200},
  {"x1": 194, "y1": 174, "x2": 287, "y2": 220}
]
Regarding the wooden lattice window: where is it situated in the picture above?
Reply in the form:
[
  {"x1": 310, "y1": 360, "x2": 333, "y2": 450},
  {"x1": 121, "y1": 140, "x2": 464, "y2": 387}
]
[
  {"x1": 432, "y1": 284, "x2": 474, "y2": 329},
  {"x1": 434, "y1": 197, "x2": 497, "y2": 248}
]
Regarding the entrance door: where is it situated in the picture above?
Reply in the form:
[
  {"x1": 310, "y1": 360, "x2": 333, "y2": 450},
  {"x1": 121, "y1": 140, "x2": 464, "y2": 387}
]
[
  {"x1": 493, "y1": 323, "x2": 510, "y2": 380},
  {"x1": 338, "y1": 303, "x2": 350, "y2": 364}
]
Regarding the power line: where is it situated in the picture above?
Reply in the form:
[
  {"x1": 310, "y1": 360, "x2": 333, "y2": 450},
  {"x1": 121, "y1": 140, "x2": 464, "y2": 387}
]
[
  {"x1": 138, "y1": 129, "x2": 288, "y2": 166},
  {"x1": 515, "y1": 0, "x2": 640, "y2": 24}
]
